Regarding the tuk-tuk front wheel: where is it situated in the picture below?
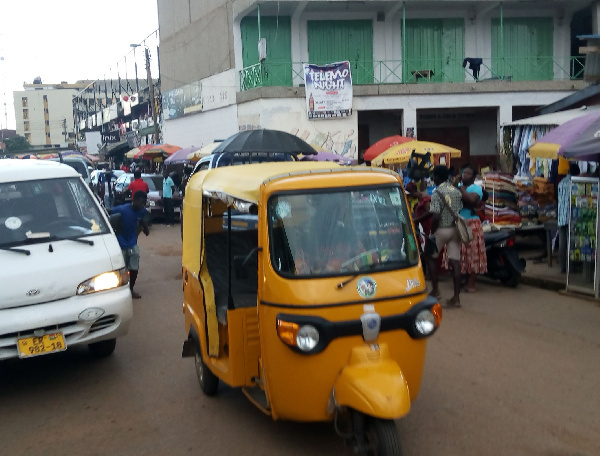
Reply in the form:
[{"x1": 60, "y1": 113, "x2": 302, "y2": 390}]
[
  {"x1": 364, "y1": 418, "x2": 402, "y2": 456},
  {"x1": 194, "y1": 351, "x2": 219, "y2": 396}
]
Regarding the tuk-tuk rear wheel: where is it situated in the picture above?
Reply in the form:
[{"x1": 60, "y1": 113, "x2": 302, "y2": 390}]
[
  {"x1": 194, "y1": 351, "x2": 219, "y2": 396},
  {"x1": 364, "y1": 419, "x2": 402, "y2": 456}
]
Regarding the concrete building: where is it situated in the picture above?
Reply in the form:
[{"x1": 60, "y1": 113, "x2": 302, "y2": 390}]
[
  {"x1": 13, "y1": 81, "x2": 91, "y2": 148},
  {"x1": 157, "y1": 0, "x2": 597, "y2": 169}
]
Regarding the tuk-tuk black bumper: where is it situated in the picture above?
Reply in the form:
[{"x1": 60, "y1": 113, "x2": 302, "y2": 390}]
[{"x1": 276, "y1": 295, "x2": 439, "y2": 355}]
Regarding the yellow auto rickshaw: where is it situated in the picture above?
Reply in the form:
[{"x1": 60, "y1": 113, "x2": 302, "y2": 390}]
[{"x1": 181, "y1": 161, "x2": 441, "y2": 455}]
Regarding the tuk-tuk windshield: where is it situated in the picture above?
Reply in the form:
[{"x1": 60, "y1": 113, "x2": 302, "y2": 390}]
[{"x1": 268, "y1": 185, "x2": 419, "y2": 277}]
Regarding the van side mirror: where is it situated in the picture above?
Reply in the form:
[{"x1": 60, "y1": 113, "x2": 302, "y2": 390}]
[{"x1": 109, "y1": 213, "x2": 123, "y2": 234}]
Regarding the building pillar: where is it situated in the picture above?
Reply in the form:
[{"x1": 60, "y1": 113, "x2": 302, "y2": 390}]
[{"x1": 403, "y1": 108, "x2": 417, "y2": 138}]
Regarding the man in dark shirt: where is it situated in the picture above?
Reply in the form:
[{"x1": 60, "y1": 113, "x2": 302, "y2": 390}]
[{"x1": 109, "y1": 191, "x2": 150, "y2": 299}]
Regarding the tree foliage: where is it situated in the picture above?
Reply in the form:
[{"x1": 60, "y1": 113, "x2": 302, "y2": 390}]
[{"x1": 4, "y1": 135, "x2": 31, "y2": 152}]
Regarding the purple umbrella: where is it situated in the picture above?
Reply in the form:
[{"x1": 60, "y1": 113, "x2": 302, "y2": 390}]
[
  {"x1": 300, "y1": 149, "x2": 355, "y2": 165},
  {"x1": 164, "y1": 146, "x2": 200, "y2": 165},
  {"x1": 529, "y1": 111, "x2": 600, "y2": 161}
]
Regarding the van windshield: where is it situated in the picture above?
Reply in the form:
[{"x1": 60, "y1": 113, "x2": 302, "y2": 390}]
[
  {"x1": 0, "y1": 177, "x2": 110, "y2": 247},
  {"x1": 268, "y1": 185, "x2": 419, "y2": 277}
]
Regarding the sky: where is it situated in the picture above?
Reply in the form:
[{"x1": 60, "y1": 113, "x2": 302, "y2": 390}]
[{"x1": 0, "y1": 0, "x2": 159, "y2": 130}]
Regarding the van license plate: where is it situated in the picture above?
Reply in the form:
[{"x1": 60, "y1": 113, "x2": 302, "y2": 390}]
[{"x1": 17, "y1": 333, "x2": 67, "y2": 358}]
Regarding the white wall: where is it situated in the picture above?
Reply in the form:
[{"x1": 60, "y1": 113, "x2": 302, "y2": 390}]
[{"x1": 162, "y1": 104, "x2": 239, "y2": 147}]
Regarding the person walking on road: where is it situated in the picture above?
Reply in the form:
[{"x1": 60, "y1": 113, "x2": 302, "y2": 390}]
[
  {"x1": 127, "y1": 169, "x2": 149, "y2": 196},
  {"x1": 162, "y1": 168, "x2": 176, "y2": 226},
  {"x1": 109, "y1": 191, "x2": 150, "y2": 299},
  {"x1": 425, "y1": 165, "x2": 463, "y2": 308},
  {"x1": 558, "y1": 163, "x2": 580, "y2": 273}
]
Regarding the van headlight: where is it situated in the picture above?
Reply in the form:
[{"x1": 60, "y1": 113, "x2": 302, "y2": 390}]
[
  {"x1": 413, "y1": 304, "x2": 442, "y2": 337},
  {"x1": 277, "y1": 320, "x2": 321, "y2": 353},
  {"x1": 77, "y1": 268, "x2": 129, "y2": 295}
]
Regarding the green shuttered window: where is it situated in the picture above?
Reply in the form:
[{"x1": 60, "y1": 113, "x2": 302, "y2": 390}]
[
  {"x1": 403, "y1": 19, "x2": 465, "y2": 83},
  {"x1": 241, "y1": 16, "x2": 292, "y2": 86},
  {"x1": 492, "y1": 18, "x2": 554, "y2": 81},
  {"x1": 307, "y1": 20, "x2": 374, "y2": 84}
]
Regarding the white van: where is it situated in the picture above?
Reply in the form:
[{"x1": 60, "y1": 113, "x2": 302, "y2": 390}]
[
  {"x1": 48, "y1": 156, "x2": 93, "y2": 186},
  {"x1": 0, "y1": 159, "x2": 133, "y2": 360}
]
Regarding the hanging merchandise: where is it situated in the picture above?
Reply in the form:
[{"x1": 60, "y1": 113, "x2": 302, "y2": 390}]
[{"x1": 566, "y1": 177, "x2": 600, "y2": 297}]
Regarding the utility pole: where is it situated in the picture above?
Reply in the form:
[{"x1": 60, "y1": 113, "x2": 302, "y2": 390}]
[
  {"x1": 145, "y1": 47, "x2": 160, "y2": 144},
  {"x1": 62, "y1": 118, "x2": 67, "y2": 142}
]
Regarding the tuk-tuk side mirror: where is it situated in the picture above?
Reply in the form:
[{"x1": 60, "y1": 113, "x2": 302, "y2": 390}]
[{"x1": 109, "y1": 213, "x2": 123, "y2": 234}]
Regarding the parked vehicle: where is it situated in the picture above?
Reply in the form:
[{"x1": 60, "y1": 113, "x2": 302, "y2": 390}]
[
  {"x1": 483, "y1": 229, "x2": 526, "y2": 287},
  {"x1": 48, "y1": 156, "x2": 93, "y2": 187},
  {"x1": 0, "y1": 159, "x2": 133, "y2": 360},
  {"x1": 181, "y1": 161, "x2": 442, "y2": 455},
  {"x1": 191, "y1": 151, "x2": 297, "y2": 176},
  {"x1": 113, "y1": 173, "x2": 181, "y2": 219}
]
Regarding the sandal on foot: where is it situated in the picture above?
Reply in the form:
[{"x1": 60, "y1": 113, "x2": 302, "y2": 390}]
[
  {"x1": 445, "y1": 297, "x2": 461, "y2": 308},
  {"x1": 429, "y1": 290, "x2": 442, "y2": 301}
]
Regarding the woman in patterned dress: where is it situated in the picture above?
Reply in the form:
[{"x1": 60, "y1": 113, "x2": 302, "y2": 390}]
[{"x1": 444, "y1": 163, "x2": 487, "y2": 292}]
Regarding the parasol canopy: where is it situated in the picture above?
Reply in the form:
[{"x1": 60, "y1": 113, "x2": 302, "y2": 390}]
[
  {"x1": 363, "y1": 135, "x2": 414, "y2": 162},
  {"x1": 212, "y1": 129, "x2": 317, "y2": 156},
  {"x1": 143, "y1": 143, "x2": 181, "y2": 158},
  {"x1": 300, "y1": 149, "x2": 354, "y2": 165},
  {"x1": 528, "y1": 111, "x2": 600, "y2": 161},
  {"x1": 125, "y1": 144, "x2": 154, "y2": 159},
  {"x1": 164, "y1": 146, "x2": 199, "y2": 165},
  {"x1": 188, "y1": 142, "x2": 221, "y2": 161},
  {"x1": 371, "y1": 140, "x2": 461, "y2": 166}
]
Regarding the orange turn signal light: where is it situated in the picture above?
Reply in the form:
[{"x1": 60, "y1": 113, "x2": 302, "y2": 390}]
[
  {"x1": 431, "y1": 303, "x2": 443, "y2": 327},
  {"x1": 277, "y1": 320, "x2": 300, "y2": 346}
]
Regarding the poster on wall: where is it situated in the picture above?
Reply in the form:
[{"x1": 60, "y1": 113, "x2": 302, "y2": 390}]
[
  {"x1": 303, "y1": 61, "x2": 352, "y2": 120},
  {"x1": 162, "y1": 81, "x2": 202, "y2": 120}
]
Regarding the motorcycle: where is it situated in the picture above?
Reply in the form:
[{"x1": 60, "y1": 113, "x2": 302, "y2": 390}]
[{"x1": 483, "y1": 229, "x2": 526, "y2": 287}]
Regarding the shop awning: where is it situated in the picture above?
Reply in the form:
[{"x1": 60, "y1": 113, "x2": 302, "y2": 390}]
[{"x1": 503, "y1": 106, "x2": 600, "y2": 127}]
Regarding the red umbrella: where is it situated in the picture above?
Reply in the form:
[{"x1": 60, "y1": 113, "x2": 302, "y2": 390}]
[{"x1": 363, "y1": 135, "x2": 414, "y2": 162}]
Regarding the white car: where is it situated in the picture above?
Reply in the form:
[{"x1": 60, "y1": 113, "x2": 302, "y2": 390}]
[{"x1": 0, "y1": 159, "x2": 133, "y2": 360}]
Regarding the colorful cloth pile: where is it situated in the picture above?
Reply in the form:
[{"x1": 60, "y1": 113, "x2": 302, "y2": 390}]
[
  {"x1": 483, "y1": 172, "x2": 522, "y2": 227},
  {"x1": 515, "y1": 177, "x2": 557, "y2": 226}
]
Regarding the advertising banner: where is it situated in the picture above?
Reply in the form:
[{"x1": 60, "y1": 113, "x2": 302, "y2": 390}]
[{"x1": 303, "y1": 61, "x2": 352, "y2": 120}]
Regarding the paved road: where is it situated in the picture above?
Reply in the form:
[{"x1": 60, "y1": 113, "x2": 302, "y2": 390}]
[{"x1": 1, "y1": 224, "x2": 599, "y2": 456}]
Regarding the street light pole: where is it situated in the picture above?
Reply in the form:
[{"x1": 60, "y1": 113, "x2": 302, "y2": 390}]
[{"x1": 145, "y1": 47, "x2": 160, "y2": 144}]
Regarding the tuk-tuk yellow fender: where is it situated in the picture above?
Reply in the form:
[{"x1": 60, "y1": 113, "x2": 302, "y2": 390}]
[{"x1": 333, "y1": 343, "x2": 411, "y2": 420}]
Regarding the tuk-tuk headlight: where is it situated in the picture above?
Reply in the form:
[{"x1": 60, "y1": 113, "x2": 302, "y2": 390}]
[
  {"x1": 77, "y1": 268, "x2": 129, "y2": 295},
  {"x1": 414, "y1": 304, "x2": 442, "y2": 336},
  {"x1": 296, "y1": 325, "x2": 320, "y2": 351},
  {"x1": 277, "y1": 320, "x2": 321, "y2": 353}
]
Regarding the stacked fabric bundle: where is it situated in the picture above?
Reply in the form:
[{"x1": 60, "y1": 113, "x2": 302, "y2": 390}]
[
  {"x1": 515, "y1": 177, "x2": 557, "y2": 226},
  {"x1": 482, "y1": 172, "x2": 522, "y2": 227}
]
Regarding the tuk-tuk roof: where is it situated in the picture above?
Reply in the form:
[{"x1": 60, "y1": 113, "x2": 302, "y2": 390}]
[{"x1": 187, "y1": 161, "x2": 396, "y2": 204}]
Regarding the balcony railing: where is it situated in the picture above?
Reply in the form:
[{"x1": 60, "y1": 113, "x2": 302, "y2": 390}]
[{"x1": 240, "y1": 56, "x2": 586, "y2": 91}]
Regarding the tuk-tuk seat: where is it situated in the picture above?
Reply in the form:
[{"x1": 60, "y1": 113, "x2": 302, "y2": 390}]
[{"x1": 205, "y1": 230, "x2": 258, "y2": 325}]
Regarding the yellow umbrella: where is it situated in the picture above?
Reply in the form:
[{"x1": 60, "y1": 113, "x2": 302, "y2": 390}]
[
  {"x1": 188, "y1": 142, "x2": 220, "y2": 161},
  {"x1": 371, "y1": 140, "x2": 461, "y2": 166}
]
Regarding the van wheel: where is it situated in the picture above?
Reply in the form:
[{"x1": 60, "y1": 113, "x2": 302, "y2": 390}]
[
  {"x1": 364, "y1": 419, "x2": 402, "y2": 456},
  {"x1": 88, "y1": 338, "x2": 116, "y2": 358},
  {"x1": 195, "y1": 351, "x2": 219, "y2": 396}
]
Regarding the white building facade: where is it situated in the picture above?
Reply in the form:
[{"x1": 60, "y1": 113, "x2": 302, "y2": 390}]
[
  {"x1": 13, "y1": 82, "x2": 89, "y2": 148},
  {"x1": 157, "y1": 0, "x2": 597, "y2": 169}
]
